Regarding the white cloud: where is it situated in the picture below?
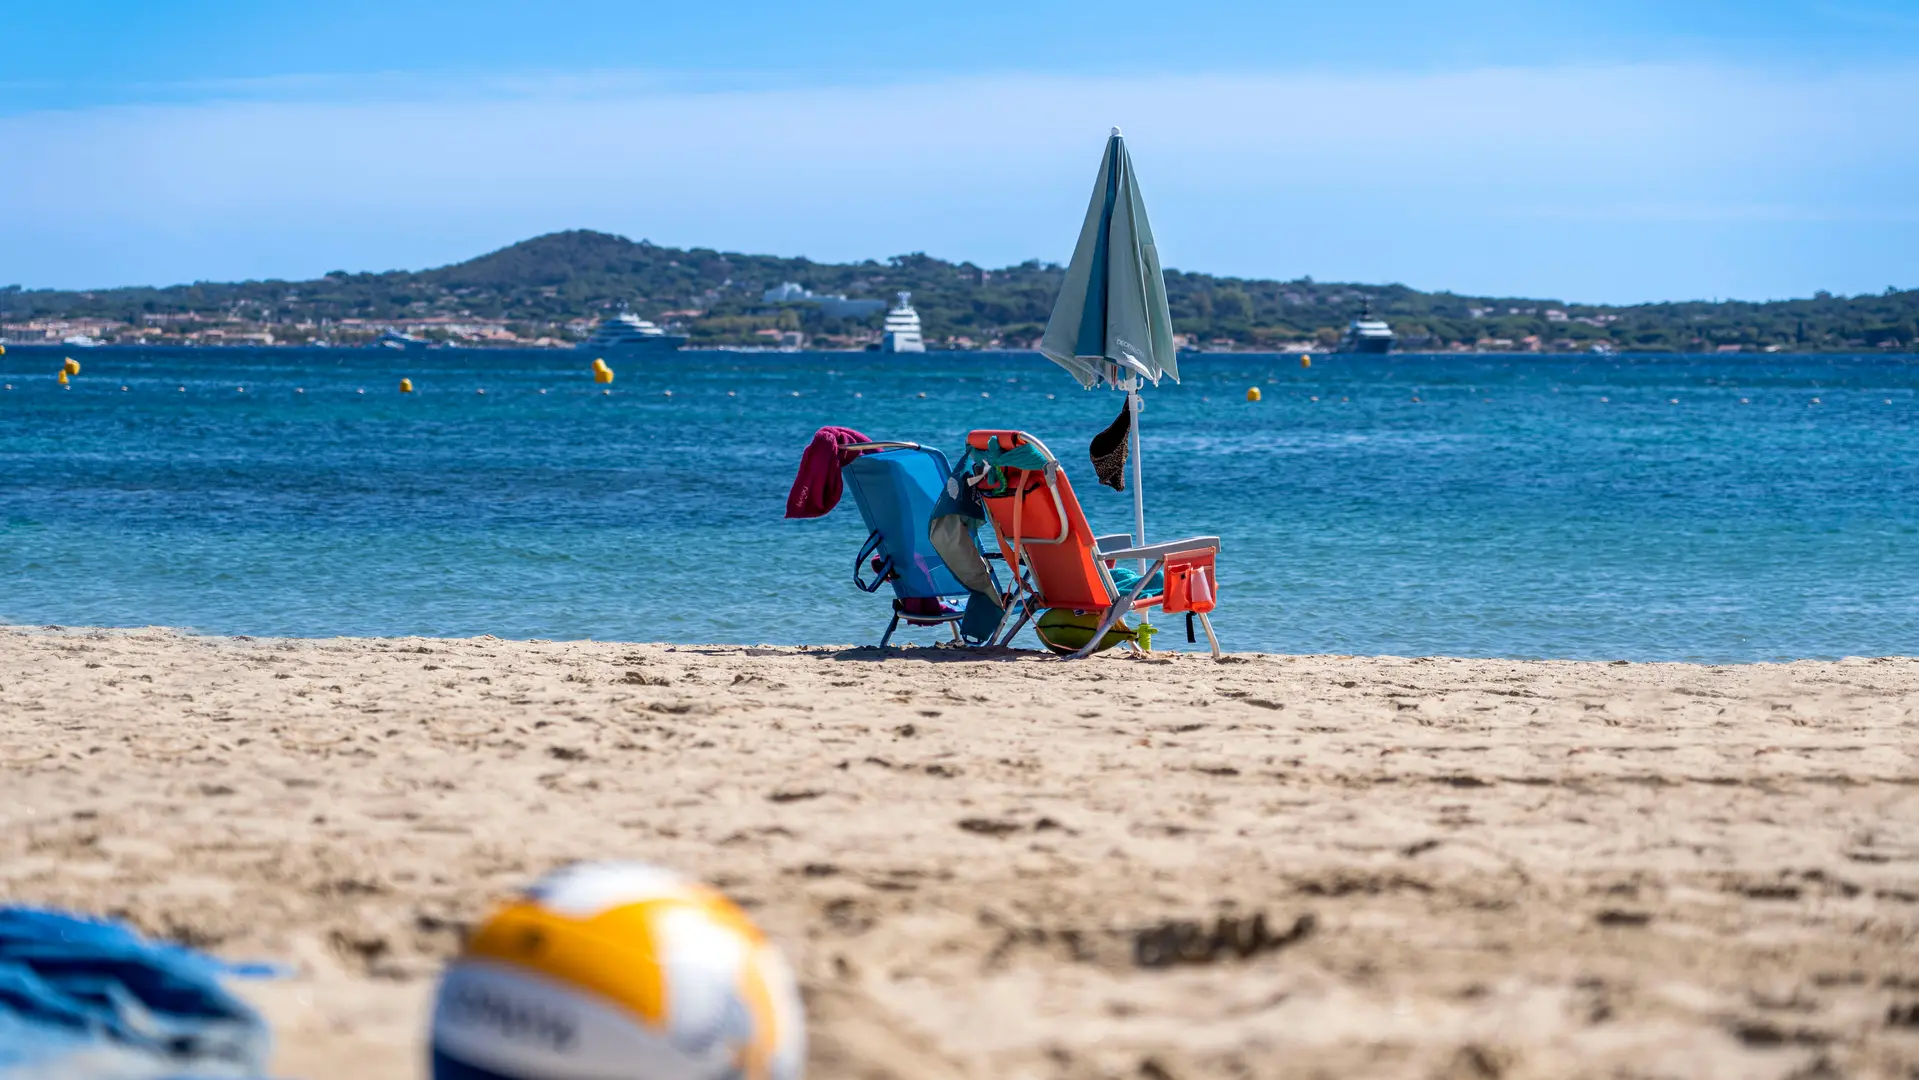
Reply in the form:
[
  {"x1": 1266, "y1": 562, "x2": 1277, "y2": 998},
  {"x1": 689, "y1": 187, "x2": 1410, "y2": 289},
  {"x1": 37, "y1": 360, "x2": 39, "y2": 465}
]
[{"x1": 2, "y1": 64, "x2": 1914, "y2": 299}]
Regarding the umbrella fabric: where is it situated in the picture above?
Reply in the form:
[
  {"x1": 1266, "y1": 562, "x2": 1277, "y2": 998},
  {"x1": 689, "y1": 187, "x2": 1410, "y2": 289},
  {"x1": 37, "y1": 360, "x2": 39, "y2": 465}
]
[{"x1": 1039, "y1": 131, "x2": 1179, "y2": 389}]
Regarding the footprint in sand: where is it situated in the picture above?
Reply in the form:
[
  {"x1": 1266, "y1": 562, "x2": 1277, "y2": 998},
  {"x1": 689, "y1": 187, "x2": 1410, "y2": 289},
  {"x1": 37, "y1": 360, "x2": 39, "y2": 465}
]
[
  {"x1": 425, "y1": 717, "x2": 498, "y2": 743},
  {"x1": 125, "y1": 734, "x2": 205, "y2": 760},
  {"x1": 275, "y1": 720, "x2": 352, "y2": 752},
  {"x1": 0, "y1": 743, "x2": 55, "y2": 766}
]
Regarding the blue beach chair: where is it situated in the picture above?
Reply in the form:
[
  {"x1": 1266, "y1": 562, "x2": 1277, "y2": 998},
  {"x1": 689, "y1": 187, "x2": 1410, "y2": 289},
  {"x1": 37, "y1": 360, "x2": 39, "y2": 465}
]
[{"x1": 841, "y1": 441, "x2": 1002, "y2": 647}]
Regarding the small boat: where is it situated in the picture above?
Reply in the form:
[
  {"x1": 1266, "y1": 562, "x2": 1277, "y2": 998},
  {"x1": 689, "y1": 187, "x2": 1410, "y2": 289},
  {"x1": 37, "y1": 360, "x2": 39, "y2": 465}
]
[
  {"x1": 375, "y1": 329, "x2": 429, "y2": 351},
  {"x1": 880, "y1": 292, "x2": 925, "y2": 353},
  {"x1": 61, "y1": 334, "x2": 103, "y2": 348},
  {"x1": 579, "y1": 310, "x2": 687, "y2": 354},
  {"x1": 1337, "y1": 299, "x2": 1394, "y2": 354}
]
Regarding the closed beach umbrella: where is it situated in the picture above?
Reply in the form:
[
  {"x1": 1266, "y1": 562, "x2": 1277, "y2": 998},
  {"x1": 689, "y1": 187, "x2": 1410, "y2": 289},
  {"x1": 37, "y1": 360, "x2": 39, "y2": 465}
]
[{"x1": 1039, "y1": 127, "x2": 1178, "y2": 557}]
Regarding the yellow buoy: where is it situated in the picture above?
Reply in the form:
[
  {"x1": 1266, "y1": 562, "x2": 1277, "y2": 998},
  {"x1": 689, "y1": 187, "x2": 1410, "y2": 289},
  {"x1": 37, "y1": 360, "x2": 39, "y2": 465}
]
[
  {"x1": 0, "y1": 344, "x2": 7, "y2": 355},
  {"x1": 594, "y1": 366, "x2": 614, "y2": 384},
  {"x1": 57, "y1": 370, "x2": 69, "y2": 385},
  {"x1": 400, "y1": 378, "x2": 414, "y2": 393},
  {"x1": 1300, "y1": 354, "x2": 1311, "y2": 368},
  {"x1": 64, "y1": 358, "x2": 81, "y2": 375},
  {"x1": 1246, "y1": 386, "x2": 1261, "y2": 402}
]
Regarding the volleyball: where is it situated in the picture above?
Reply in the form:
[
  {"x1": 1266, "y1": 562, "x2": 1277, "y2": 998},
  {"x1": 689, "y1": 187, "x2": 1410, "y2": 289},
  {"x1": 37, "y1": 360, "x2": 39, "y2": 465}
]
[{"x1": 430, "y1": 862, "x2": 805, "y2": 1080}]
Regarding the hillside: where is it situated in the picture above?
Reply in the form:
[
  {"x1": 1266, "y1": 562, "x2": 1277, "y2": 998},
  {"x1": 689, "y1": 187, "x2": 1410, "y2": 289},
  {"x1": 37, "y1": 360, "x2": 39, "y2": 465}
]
[{"x1": 3, "y1": 230, "x2": 1914, "y2": 352}]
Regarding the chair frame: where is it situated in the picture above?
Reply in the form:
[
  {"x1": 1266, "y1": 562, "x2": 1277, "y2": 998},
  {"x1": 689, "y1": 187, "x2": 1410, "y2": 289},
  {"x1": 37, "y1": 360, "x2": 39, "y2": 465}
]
[
  {"x1": 968, "y1": 431, "x2": 1221, "y2": 660},
  {"x1": 843, "y1": 441, "x2": 1001, "y2": 648}
]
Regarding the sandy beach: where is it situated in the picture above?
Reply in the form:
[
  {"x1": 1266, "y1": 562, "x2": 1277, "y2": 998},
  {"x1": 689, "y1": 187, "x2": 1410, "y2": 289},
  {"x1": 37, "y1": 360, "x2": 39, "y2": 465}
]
[{"x1": 1, "y1": 626, "x2": 1915, "y2": 1078}]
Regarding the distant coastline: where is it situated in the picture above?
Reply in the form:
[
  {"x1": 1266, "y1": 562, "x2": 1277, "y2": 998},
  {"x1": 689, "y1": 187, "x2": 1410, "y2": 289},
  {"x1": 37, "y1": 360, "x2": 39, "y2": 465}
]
[
  {"x1": 0, "y1": 341, "x2": 1875, "y2": 357},
  {"x1": 4, "y1": 230, "x2": 1913, "y2": 354}
]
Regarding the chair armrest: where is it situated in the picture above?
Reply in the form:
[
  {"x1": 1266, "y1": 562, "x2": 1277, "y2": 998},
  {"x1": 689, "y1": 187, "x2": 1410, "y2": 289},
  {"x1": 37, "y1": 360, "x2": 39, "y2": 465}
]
[
  {"x1": 840, "y1": 441, "x2": 921, "y2": 453},
  {"x1": 1100, "y1": 536, "x2": 1221, "y2": 562},
  {"x1": 1094, "y1": 533, "x2": 1134, "y2": 553}
]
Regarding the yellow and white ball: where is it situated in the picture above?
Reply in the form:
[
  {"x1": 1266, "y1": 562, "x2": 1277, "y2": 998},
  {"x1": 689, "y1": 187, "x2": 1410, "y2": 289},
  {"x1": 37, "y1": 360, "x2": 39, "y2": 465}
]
[{"x1": 431, "y1": 862, "x2": 804, "y2": 1080}]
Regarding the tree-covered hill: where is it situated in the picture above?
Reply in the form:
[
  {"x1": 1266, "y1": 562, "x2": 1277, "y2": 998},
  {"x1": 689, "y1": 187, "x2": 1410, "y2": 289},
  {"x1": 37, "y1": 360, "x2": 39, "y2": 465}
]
[{"x1": 3, "y1": 229, "x2": 1914, "y2": 352}]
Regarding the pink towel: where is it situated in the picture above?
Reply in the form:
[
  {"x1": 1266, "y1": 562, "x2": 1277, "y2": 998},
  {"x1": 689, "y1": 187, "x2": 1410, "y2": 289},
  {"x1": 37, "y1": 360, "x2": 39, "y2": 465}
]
[{"x1": 784, "y1": 426, "x2": 873, "y2": 518}]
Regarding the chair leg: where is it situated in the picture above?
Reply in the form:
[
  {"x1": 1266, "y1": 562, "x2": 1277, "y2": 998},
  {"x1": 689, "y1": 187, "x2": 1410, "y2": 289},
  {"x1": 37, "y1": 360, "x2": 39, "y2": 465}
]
[
  {"x1": 998, "y1": 598, "x2": 1037, "y2": 648},
  {"x1": 1065, "y1": 560, "x2": 1162, "y2": 661},
  {"x1": 948, "y1": 621, "x2": 962, "y2": 643},
  {"x1": 1068, "y1": 601, "x2": 1131, "y2": 661},
  {"x1": 979, "y1": 604, "x2": 1011, "y2": 647},
  {"x1": 879, "y1": 611, "x2": 901, "y2": 649},
  {"x1": 1197, "y1": 612, "x2": 1221, "y2": 659}
]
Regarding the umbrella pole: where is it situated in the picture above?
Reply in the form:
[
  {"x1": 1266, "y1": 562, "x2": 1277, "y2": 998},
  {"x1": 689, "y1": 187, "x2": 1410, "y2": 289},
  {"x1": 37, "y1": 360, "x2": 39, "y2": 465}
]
[{"x1": 1127, "y1": 381, "x2": 1147, "y2": 575}]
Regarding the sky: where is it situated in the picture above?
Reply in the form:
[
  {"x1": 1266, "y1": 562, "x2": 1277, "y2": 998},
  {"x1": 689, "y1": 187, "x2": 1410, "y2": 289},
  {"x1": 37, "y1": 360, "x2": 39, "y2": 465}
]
[{"x1": 2, "y1": 0, "x2": 1915, "y2": 303}]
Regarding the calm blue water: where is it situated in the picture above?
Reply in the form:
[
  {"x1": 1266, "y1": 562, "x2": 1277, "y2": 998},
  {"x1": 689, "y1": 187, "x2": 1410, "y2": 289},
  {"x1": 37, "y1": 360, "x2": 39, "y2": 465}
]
[{"x1": 2, "y1": 346, "x2": 1915, "y2": 661}]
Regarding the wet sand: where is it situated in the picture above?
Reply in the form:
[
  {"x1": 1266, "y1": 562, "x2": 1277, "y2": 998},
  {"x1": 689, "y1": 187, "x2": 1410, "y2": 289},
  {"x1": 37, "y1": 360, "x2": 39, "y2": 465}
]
[{"x1": 2, "y1": 626, "x2": 1916, "y2": 1079}]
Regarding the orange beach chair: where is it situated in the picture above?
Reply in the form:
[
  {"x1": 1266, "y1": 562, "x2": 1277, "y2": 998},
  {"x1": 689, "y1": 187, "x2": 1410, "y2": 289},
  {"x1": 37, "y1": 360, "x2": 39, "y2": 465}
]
[{"x1": 965, "y1": 429, "x2": 1221, "y2": 659}]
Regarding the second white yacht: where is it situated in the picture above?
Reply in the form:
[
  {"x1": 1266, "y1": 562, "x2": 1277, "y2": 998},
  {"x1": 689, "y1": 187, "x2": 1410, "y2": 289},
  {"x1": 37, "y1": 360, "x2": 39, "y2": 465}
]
[
  {"x1": 1337, "y1": 299, "x2": 1395, "y2": 354},
  {"x1": 879, "y1": 292, "x2": 925, "y2": 353}
]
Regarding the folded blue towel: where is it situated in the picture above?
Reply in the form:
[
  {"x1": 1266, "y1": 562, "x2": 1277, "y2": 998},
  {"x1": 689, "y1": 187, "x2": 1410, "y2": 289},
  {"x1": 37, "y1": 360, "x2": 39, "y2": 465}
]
[
  {"x1": 0, "y1": 907, "x2": 277, "y2": 1079},
  {"x1": 1108, "y1": 564, "x2": 1164, "y2": 599}
]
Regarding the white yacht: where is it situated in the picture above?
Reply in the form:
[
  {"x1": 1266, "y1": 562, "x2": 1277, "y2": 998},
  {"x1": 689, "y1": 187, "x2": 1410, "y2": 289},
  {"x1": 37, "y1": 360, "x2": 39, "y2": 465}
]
[
  {"x1": 580, "y1": 310, "x2": 686, "y2": 354},
  {"x1": 879, "y1": 292, "x2": 925, "y2": 353},
  {"x1": 1337, "y1": 299, "x2": 1395, "y2": 354},
  {"x1": 375, "y1": 329, "x2": 429, "y2": 351},
  {"x1": 61, "y1": 334, "x2": 103, "y2": 348}
]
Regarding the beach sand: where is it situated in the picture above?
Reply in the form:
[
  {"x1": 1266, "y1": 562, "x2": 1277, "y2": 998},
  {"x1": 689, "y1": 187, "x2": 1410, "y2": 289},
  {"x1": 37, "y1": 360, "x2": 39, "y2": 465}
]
[{"x1": 1, "y1": 626, "x2": 1916, "y2": 1079}]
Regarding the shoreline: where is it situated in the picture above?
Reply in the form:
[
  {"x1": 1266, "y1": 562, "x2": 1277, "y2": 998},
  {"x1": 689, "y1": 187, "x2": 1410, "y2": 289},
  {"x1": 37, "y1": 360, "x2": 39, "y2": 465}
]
[{"x1": 3, "y1": 625, "x2": 1915, "y2": 1077}]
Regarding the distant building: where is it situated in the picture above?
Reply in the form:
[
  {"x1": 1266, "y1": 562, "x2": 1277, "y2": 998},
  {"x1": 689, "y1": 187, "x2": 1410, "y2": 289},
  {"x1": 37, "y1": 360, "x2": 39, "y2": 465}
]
[{"x1": 761, "y1": 282, "x2": 886, "y2": 321}]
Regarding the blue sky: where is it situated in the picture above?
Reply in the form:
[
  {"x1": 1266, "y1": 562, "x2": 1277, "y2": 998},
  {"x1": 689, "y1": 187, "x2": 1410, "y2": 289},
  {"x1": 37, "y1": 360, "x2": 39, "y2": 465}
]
[{"x1": 2, "y1": 0, "x2": 1915, "y2": 301}]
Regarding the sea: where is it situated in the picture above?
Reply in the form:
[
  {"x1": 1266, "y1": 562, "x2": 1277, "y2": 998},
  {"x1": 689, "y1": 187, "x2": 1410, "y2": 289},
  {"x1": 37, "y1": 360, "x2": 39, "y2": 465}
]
[{"x1": 2, "y1": 346, "x2": 1914, "y2": 663}]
